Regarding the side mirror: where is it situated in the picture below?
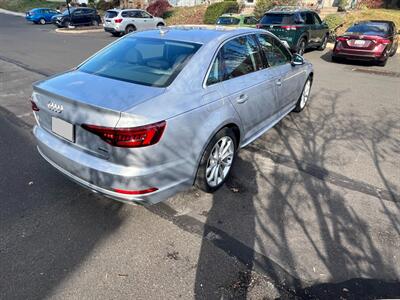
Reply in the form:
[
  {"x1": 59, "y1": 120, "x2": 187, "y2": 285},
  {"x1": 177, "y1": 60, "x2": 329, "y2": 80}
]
[{"x1": 291, "y1": 54, "x2": 304, "y2": 66}]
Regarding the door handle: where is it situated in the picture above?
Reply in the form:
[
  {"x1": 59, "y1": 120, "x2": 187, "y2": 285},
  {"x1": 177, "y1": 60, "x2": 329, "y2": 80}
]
[
  {"x1": 236, "y1": 94, "x2": 248, "y2": 104},
  {"x1": 276, "y1": 79, "x2": 282, "y2": 86}
]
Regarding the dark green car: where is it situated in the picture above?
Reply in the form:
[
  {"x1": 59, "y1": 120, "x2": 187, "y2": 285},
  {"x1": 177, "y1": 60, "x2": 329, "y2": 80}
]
[{"x1": 257, "y1": 7, "x2": 329, "y2": 55}]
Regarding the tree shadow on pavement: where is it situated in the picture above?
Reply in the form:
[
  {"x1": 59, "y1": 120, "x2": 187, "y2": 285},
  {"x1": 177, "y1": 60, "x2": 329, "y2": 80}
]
[{"x1": 0, "y1": 109, "x2": 126, "y2": 300}]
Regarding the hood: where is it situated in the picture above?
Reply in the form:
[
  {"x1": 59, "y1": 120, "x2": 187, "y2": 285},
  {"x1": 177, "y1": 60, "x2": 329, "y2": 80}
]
[{"x1": 33, "y1": 70, "x2": 166, "y2": 112}]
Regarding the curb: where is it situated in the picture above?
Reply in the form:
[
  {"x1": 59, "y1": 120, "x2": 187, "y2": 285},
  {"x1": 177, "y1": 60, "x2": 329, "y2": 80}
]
[
  {"x1": 55, "y1": 28, "x2": 104, "y2": 34},
  {"x1": 0, "y1": 8, "x2": 25, "y2": 17}
]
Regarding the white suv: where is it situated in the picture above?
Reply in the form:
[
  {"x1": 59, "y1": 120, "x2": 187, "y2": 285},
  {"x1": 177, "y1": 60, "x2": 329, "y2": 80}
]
[{"x1": 104, "y1": 9, "x2": 165, "y2": 36}]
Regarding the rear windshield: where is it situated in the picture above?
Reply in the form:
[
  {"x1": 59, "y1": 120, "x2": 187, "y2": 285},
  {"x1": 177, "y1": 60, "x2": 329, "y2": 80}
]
[
  {"x1": 79, "y1": 37, "x2": 202, "y2": 87},
  {"x1": 105, "y1": 10, "x2": 118, "y2": 18},
  {"x1": 260, "y1": 13, "x2": 295, "y2": 25},
  {"x1": 216, "y1": 17, "x2": 240, "y2": 25},
  {"x1": 346, "y1": 23, "x2": 390, "y2": 35}
]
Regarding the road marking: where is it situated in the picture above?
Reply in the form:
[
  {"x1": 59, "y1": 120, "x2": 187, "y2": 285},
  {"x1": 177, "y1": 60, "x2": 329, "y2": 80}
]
[{"x1": 17, "y1": 112, "x2": 32, "y2": 118}]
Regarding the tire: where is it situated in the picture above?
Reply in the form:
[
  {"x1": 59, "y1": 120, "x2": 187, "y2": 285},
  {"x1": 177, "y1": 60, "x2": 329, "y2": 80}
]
[
  {"x1": 125, "y1": 25, "x2": 136, "y2": 34},
  {"x1": 293, "y1": 77, "x2": 312, "y2": 113},
  {"x1": 195, "y1": 127, "x2": 238, "y2": 193},
  {"x1": 318, "y1": 35, "x2": 328, "y2": 51},
  {"x1": 92, "y1": 19, "x2": 99, "y2": 27},
  {"x1": 389, "y1": 43, "x2": 398, "y2": 57},
  {"x1": 156, "y1": 22, "x2": 165, "y2": 27},
  {"x1": 297, "y1": 38, "x2": 307, "y2": 56},
  {"x1": 63, "y1": 20, "x2": 70, "y2": 28},
  {"x1": 39, "y1": 18, "x2": 46, "y2": 25}
]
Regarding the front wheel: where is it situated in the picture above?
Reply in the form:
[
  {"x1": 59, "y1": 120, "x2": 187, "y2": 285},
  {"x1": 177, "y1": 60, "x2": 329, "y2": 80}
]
[
  {"x1": 92, "y1": 19, "x2": 99, "y2": 26},
  {"x1": 318, "y1": 35, "x2": 328, "y2": 50},
  {"x1": 39, "y1": 18, "x2": 46, "y2": 25},
  {"x1": 293, "y1": 77, "x2": 312, "y2": 113},
  {"x1": 195, "y1": 128, "x2": 237, "y2": 193},
  {"x1": 297, "y1": 38, "x2": 307, "y2": 56}
]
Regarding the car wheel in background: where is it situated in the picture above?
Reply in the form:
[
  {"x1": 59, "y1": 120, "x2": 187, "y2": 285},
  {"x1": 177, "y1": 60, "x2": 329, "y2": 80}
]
[
  {"x1": 157, "y1": 22, "x2": 165, "y2": 27},
  {"x1": 125, "y1": 25, "x2": 136, "y2": 34},
  {"x1": 297, "y1": 38, "x2": 307, "y2": 56},
  {"x1": 92, "y1": 19, "x2": 99, "y2": 26},
  {"x1": 195, "y1": 127, "x2": 237, "y2": 193},
  {"x1": 293, "y1": 77, "x2": 312, "y2": 113},
  {"x1": 39, "y1": 18, "x2": 46, "y2": 25},
  {"x1": 63, "y1": 20, "x2": 70, "y2": 28},
  {"x1": 318, "y1": 35, "x2": 328, "y2": 50},
  {"x1": 389, "y1": 43, "x2": 398, "y2": 57}
]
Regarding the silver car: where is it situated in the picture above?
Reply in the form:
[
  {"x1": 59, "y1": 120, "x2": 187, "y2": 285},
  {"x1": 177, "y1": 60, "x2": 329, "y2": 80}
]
[
  {"x1": 103, "y1": 9, "x2": 165, "y2": 36},
  {"x1": 31, "y1": 28, "x2": 313, "y2": 205}
]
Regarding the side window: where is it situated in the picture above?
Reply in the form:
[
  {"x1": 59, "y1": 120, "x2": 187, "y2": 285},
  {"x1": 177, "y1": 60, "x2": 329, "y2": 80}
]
[
  {"x1": 139, "y1": 11, "x2": 152, "y2": 18},
  {"x1": 206, "y1": 35, "x2": 263, "y2": 85},
  {"x1": 313, "y1": 13, "x2": 322, "y2": 25},
  {"x1": 305, "y1": 12, "x2": 314, "y2": 25},
  {"x1": 244, "y1": 17, "x2": 258, "y2": 25},
  {"x1": 257, "y1": 34, "x2": 291, "y2": 67},
  {"x1": 121, "y1": 11, "x2": 129, "y2": 17}
]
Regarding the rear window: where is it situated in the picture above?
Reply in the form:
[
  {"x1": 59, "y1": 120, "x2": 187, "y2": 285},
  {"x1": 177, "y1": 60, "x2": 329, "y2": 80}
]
[
  {"x1": 260, "y1": 13, "x2": 295, "y2": 25},
  {"x1": 347, "y1": 23, "x2": 390, "y2": 35},
  {"x1": 216, "y1": 17, "x2": 240, "y2": 25},
  {"x1": 105, "y1": 10, "x2": 118, "y2": 18},
  {"x1": 79, "y1": 37, "x2": 201, "y2": 87}
]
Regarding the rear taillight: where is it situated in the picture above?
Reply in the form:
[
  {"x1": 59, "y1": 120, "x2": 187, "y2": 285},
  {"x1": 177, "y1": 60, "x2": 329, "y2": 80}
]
[
  {"x1": 114, "y1": 18, "x2": 123, "y2": 23},
  {"x1": 336, "y1": 37, "x2": 348, "y2": 42},
  {"x1": 256, "y1": 24, "x2": 261, "y2": 29},
  {"x1": 281, "y1": 25, "x2": 299, "y2": 30},
  {"x1": 81, "y1": 121, "x2": 166, "y2": 148},
  {"x1": 375, "y1": 38, "x2": 390, "y2": 45},
  {"x1": 30, "y1": 98, "x2": 39, "y2": 111}
]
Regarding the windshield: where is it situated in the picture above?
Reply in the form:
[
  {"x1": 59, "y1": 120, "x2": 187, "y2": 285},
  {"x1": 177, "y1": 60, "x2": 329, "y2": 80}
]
[
  {"x1": 79, "y1": 37, "x2": 202, "y2": 87},
  {"x1": 260, "y1": 13, "x2": 296, "y2": 25},
  {"x1": 105, "y1": 10, "x2": 118, "y2": 18},
  {"x1": 216, "y1": 17, "x2": 240, "y2": 25},
  {"x1": 346, "y1": 23, "x2": 389, "y2": 35}
]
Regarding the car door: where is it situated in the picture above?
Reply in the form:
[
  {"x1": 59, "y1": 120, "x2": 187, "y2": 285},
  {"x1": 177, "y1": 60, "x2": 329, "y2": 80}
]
[
  {"x1": 304, "y1": 12, "x2": 317, "y2": 43},
  {"x1": 257, "y1": 34, "x2": 304, "y2": 115},
  {"x1": 207, "y1": 34, "x2": 279, "y2": 141},
  {"x1": 72, "y1": 9, "x2": 84, "y2": 25},
  {"x1": 312, "y1": 12, "x2": 326, "y2": 44},
  {"x1": 139, "y1": 11, "x2": 155, "y2": 29},
  {"x1": 128, "y1": 11, "x2": 144, "y2": 30}
]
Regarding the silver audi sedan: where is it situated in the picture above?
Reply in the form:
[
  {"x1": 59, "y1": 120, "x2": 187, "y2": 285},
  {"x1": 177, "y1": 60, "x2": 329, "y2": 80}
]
[{"x1": 31, "y1": 27, "x2": 313, "y2": 205}]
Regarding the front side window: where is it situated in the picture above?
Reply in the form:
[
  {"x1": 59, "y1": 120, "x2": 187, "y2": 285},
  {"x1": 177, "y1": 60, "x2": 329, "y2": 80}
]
[
  {"x1": 257, "y1": 34, "x2": 291, "y2": 67},
  {"x1": 206, "y1": 35, "x2": 263, "y2": 85},
  {"x1": 79, "y1": 37, "x2": 201, "y2": 87},
  {"x1": 139, "y1": 11, "x2": 152, "y2": 18},
  {"x1": 313, "y1": 13, "x2": 322, "y2": 24},
  {"x1": 305, "y1": 12, "x2": 315, "y2": 25}
]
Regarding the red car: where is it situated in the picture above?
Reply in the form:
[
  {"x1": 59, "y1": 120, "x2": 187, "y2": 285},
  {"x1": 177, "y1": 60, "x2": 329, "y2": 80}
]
[{"x1": 332, "y1": 20, "x2": 399, "y2": 66}]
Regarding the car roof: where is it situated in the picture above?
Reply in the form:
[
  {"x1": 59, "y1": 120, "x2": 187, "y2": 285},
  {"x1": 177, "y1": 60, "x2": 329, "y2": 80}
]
[
  {"x1": 129, "y1": 27, "x2": 261, "y2": 44},
  {"x1": 267, "y1": 6, "x2": 314, "y2": 13}
]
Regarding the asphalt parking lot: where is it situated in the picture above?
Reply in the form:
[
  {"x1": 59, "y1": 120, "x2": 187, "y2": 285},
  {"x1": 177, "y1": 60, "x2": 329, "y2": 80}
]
[{"x1": 0, "y1": 13, "x2": 399, "y2": 299}]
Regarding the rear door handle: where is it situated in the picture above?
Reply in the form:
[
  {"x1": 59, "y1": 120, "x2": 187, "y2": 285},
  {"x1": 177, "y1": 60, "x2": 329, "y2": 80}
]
[{"x1": 236, "y1": 94, "x2": 248, "y2": 104}]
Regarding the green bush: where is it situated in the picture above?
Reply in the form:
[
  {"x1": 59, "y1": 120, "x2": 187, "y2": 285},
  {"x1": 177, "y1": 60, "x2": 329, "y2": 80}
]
[
  {"x1": 324, "y1": 13, "x2": 344, "y2": 29},
  {"x1": 203, "y1": 1, "x2": 239, "y2": 24},
  {"x1": 96, "y1": 0, "x2": 119, "y2": 10}
]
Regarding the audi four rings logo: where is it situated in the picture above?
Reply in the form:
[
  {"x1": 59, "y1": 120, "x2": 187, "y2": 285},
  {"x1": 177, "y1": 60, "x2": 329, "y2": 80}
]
[{"x1": 47, "y1": 101, "x2": 63, "y2": 113}]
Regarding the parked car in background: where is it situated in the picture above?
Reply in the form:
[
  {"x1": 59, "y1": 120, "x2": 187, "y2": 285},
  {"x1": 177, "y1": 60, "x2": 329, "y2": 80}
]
[
  {"x1": 52, "y1": 7, "x2": 101, "y2": 28},
  {"x1": 332, "y1": 20, "x2": 398, "y2": 66},
  {"x1": 216, "y1": 13, "x2": 258, "y2": 28},
  {"x1": 103, "y1": 9, "x2": 165, "y2": 36},
  {"x1": 257, "y1": 6, "x2": 329, "y2": 55},
  {"x1": 25, "y1": 8, "x2": 59, "y2": 24},
  {"x1": 31, "y1": 28, "x2": 313, "y2": 205}
]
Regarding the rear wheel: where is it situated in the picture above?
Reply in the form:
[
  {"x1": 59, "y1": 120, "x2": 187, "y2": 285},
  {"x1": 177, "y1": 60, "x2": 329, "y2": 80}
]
[
  {"x1": 195, "y1": 128, "x2": 237, "y2": 193},
  {"x1": 39, "y1": 18, "x2": 46, "y2": 25},
  {"x1": 125, "y1": 25, "x2": 136, "y2": 34},
  {"x1": 92, "y1": 19, "x2": 99, "y2": 26},
  {"x1": 297, "y1": 38, "x2": 307, "y2": 56},
  {"x1": 156, "y1": 22, "x2": 165, "y2": 27},
  {"x1": 293, "y1": 77, "x2": 312, "y2": 113},
  {"x1": 389, "y1": 43, "x2": 398, "y2": 57},
  {"x1": 318, "y1": 35, "x2": 328, "y2": 50}
]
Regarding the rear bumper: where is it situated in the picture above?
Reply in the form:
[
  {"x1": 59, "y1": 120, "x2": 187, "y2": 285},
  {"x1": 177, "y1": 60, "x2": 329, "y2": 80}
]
[
  {"x1": 104, "y1": 26, "x2": 120, "y2": 33},
  {"x1": 33, "y1": 125, "x2": 191, "y2": 205},
  {"x1": 333, "y1": 44, "x2": 386, "y2": 61}
]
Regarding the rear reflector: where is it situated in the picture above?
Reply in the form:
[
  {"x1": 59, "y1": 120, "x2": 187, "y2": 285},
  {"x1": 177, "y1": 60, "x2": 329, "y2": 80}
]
[
  {"x1": 113, "y1": 187, "x2": 158, "y2": 195},
  {"x1": 30, "y1": 98, "x2": 39, "y2": 111},
  {"x1": 281, "y1": 25, "x2": 300, "y2": 30},
  {"x1": 114, "y1": 18, "x2": 123, "y2": 23},
  {"x1": 81, "y1": 121, "x2": 166, "y2": 148},
  {"x1": 375, "y1": 38, "x2": 390, "y2": 45}
]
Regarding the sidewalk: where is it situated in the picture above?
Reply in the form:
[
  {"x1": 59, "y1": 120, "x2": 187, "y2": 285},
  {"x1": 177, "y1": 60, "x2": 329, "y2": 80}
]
[{"x1": 0, "y1": 8, "x2": 25, "y2": 17}]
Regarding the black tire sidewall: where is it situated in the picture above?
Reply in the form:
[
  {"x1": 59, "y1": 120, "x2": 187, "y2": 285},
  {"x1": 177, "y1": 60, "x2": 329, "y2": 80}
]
[
  {"x1": 297, "y1": 38, "x2": 306, "y2": 55},
  {"x1": 126, "y1": 25, "x2": 135, "y2": 33},
  {"x1": 195, "y1": 127, "x2": 238, "y2": 193}
]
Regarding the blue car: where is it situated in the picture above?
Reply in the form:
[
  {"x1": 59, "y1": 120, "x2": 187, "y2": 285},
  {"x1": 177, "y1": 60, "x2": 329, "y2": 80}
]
[{"x1": 25, "y1": 8, "x2": 59, "y2": 25}]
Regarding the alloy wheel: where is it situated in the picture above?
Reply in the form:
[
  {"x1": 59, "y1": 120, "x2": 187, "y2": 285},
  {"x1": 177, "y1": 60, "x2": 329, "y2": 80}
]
[
  {"x1": 206, "y1": 136, "x2": 234, "y2": 187},
  {"x1": 300, "y1": 80, "x2": 311, "y2": 109}
]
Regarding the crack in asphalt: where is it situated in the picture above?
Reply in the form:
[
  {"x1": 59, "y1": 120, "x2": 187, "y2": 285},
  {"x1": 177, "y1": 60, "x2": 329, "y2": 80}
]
[{"x1": 0, "y1": 55, "x2": 51, "y2": 77}]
